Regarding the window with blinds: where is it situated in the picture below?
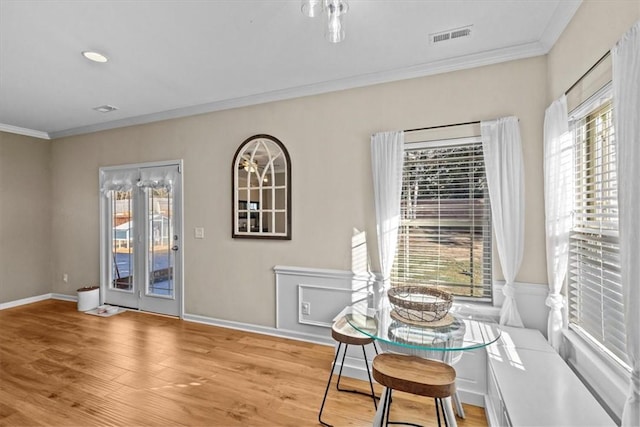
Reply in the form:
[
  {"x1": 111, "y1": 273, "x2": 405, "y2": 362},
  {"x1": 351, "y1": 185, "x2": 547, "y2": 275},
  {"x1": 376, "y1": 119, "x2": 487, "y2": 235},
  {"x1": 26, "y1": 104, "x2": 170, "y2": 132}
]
[
  {"x1": 391, "y1": 138, "x2": 492, "y2": 301},
  {"x1": 568, "y1": 95, "x2": 629, "y2": 368}
]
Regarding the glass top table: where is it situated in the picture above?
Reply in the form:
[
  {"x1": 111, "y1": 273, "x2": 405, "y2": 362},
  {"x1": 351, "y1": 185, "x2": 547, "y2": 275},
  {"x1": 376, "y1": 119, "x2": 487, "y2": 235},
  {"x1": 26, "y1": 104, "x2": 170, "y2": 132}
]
[
  {"x1": 343, "y1": 297, "x2": 501, "y2": 357},
  {"x1": 342, "y1": 296, "x2": 501, "y2": 427}
]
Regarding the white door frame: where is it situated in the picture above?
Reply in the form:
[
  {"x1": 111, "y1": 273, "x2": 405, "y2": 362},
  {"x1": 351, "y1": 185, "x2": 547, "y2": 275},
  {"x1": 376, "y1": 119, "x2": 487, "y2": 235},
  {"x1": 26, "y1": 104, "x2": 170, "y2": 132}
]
[{"x1": 99, "y1": 159, "x2": 184, "y2": 318}]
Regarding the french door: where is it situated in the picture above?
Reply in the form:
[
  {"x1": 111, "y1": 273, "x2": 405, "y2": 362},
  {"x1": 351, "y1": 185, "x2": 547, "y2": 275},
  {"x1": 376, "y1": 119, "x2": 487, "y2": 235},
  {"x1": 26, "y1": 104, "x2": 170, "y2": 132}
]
[{"x1": 99, "y1": 161, "x2": 182, "y2": 317}]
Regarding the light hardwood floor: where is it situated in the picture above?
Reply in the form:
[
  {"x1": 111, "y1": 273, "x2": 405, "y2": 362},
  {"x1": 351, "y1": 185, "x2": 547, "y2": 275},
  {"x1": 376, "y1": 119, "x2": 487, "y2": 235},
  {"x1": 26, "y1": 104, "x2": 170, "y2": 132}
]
[{"x1": 0, "y1": 300, "x2": 488, "y2": 426}]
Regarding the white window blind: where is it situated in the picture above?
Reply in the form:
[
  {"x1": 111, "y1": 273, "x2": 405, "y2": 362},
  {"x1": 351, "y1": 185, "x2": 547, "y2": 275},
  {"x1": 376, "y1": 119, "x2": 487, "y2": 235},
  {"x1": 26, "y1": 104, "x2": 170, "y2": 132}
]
[
  {"x1": 568, "y1": 94, "x2": 630, "y2": 368},
  {"x1": 391, "y1": 138, "x2": 492, "y2": 301}
]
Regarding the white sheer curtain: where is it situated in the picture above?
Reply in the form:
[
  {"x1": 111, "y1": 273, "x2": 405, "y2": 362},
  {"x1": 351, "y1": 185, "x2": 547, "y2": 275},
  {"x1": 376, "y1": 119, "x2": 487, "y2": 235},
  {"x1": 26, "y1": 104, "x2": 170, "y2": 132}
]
[
  {"x1": 543, "y1": 95, "x2": 572, "y2": 351},
  {"x1": 101, "y1": 166, "x2": 179, "y2": 194},
  {"x1": 100, "y1": 169, "x2": 138, "y2": 194},
  {"x1": 613, "y1": 21, "x2": 640, "y2": 427},
  {"x1": 481, "y1": 117, "x2": 525, "y2": 327},
  {"x1": 139, "y1": 165, "x2": 179, "y2": 190},
  {"x1": 371, "y1": 131, "x2": 404, "y2": 292}
]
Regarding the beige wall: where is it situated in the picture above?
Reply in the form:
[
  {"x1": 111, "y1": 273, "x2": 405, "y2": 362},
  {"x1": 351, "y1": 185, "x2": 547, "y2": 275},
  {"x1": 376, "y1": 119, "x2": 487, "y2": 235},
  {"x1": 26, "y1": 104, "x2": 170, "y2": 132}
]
[
  {"x1": 48, "y1": 54, "x2": 548, "y2": 326},
  {"x1": 547, "y1": 0, "x2": 640, "y2": 102},
  {"x1": 0, "y1": 132, "x2": 51, "y2": 303},
  {"x1": 12, "y1": 1, "x2": 638, "y2": 327},
  {"x1": 546, "y1": 5, "x2": 639, "y2": 420}
]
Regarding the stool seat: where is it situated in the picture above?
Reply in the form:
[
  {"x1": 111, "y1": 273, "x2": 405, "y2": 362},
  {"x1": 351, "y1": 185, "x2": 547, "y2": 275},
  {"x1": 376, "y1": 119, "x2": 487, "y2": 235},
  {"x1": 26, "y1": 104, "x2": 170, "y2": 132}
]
[
  {"x1": 332, "y1": 316, "x2": 375, "y2": 346},
  {"x1": 373, "y1": 354, "x2": 457, "y2": 427},
  {"x1": 373, "y1": 353, "x2": 456, "y2": 399},
  {"x1": 319, "y1": 316, "x2": 379, "y2": 427}
]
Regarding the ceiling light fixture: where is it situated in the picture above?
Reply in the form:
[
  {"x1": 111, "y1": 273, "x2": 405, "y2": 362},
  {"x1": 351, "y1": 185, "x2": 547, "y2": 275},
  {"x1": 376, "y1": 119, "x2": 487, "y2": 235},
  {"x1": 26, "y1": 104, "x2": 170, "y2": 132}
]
[
  {"x1": 301, "y1": 0, "x2": 323, "y2": 18},
  {"x1": 93, "y1": 105, "x2": 118, "y2": 113},
  {"x1": 82, "y1": 51, "x2": 108, "y2": 63},
  {"x1": 301, "y1": 0, "x2": 349, "y2": 43},
  {"x1": 242, "y1": 159, "x2": 258, "y2": 173}
]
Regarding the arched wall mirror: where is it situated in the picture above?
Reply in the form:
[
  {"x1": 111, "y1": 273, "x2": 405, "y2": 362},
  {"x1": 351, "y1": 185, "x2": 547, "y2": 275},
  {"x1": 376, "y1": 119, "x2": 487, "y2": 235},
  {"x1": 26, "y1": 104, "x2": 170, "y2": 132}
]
[{"x1": 232, "y1": 134, "x2": 291, "y2": 240}]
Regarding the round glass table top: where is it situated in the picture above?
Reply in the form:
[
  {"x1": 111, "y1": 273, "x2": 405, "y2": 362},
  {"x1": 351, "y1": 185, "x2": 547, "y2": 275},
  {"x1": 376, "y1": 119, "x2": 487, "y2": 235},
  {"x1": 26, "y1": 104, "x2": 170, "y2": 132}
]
[{"x1": 344, "y1": 298, "x2": 501, "y2": 352}]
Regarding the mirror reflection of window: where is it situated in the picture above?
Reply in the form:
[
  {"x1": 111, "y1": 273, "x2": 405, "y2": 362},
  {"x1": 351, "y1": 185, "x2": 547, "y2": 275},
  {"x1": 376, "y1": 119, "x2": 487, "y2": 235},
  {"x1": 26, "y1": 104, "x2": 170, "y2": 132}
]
[{"x1": 232, "y1": 134, "x2": 291, "y2": 239}]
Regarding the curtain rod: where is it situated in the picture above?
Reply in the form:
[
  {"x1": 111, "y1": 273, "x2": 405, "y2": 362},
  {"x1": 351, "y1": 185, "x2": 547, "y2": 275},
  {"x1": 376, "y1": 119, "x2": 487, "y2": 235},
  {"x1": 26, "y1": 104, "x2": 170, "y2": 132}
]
[
  {"x1": 404, "y1": 120, "x2": 480, "y2": 133},
  {"x1": 564, "y1": 50, "x2": 611, "y2": 96}
]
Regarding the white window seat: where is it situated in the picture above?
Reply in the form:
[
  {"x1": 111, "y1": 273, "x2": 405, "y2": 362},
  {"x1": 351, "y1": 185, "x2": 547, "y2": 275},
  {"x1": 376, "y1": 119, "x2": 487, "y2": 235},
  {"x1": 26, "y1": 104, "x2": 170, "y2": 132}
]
[{"x1": 485, "y1": 326, "x2": 616, "y2": 427}]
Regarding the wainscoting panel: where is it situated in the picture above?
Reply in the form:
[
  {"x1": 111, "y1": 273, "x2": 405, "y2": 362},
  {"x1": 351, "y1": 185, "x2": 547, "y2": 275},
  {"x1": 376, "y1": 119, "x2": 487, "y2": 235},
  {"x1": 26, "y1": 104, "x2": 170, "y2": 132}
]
[
  {"x1": 297, "y1": 284, "x2": 354, "y2": 328},
  {"x1": 274, "y1": 265, "x2": 380, "y2": 345},
  {"x1": 493, "y1": 281, "x2": 549, "y2": 335},
  {"x1": 454, "y1": 347, "x2": 488, "y2": 406},
  {"x1": 275, "y1": 266, "x2": 551, "y2": 407}
]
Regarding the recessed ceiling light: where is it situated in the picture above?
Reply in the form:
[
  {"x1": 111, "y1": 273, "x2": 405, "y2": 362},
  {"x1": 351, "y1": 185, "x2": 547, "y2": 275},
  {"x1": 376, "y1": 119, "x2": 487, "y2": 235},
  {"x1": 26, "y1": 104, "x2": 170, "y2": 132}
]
[
  {"x1": 93, "y1": 105, "x2": 118, "y2": 113},
  {"x1": 82, "y1": 51, "x2": 108, "y2": 63}
]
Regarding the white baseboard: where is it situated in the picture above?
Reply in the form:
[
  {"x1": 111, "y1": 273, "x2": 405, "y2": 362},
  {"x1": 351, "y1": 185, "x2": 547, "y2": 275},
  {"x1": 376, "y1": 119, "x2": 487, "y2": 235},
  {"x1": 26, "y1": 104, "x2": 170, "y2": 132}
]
[
  {"x1": 52, "y1": 293, "x2": 77, "y2": 302},
  {"x1": 0, "y1": 293, "x2": 53, "y2": 310},
  {"x1": 457, "y1": 389, "x2": 486, "y2": 407},
  {"x1": 0, "y1": 293, "x2": 77, "y2": 311},
  {"x1": 183, "y1": 312, "x2": 334, "y2": 347},
  {"x1": 484, "y1": 395, "x2": 502, "y2": 427},
  {"x1": 337, "y1": 357, "x2": 371, "y2": 382}
]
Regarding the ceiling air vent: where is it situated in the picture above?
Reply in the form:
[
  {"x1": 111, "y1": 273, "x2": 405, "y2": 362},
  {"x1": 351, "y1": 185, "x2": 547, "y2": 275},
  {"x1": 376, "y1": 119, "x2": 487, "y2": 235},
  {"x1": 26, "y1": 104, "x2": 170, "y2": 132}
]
[
  {"x1": 93, "y1": 105, "x2": 118, "y2": 113},
  {"x1": 430, "y1": 25, "x2": 472, "y2": 45}
]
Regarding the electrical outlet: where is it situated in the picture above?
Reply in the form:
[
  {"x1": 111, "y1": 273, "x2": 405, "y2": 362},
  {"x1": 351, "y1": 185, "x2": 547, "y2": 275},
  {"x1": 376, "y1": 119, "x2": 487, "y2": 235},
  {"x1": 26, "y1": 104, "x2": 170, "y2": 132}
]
[
  {"x1": 194, "y1": 227, "x2": 205, "y2": 239},
  {"x1": 63, "y1": 273, "x2": 68, "y2": 283},
  {"x1": 301, "y1": 302, "x2": 311, "y2": 316}
]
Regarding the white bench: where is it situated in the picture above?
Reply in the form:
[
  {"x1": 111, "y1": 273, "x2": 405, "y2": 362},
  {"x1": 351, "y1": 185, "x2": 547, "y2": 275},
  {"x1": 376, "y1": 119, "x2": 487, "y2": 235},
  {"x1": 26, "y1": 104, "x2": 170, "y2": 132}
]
[{"x1": 485, "y1": 326, "x2": 615, "y2": 427}]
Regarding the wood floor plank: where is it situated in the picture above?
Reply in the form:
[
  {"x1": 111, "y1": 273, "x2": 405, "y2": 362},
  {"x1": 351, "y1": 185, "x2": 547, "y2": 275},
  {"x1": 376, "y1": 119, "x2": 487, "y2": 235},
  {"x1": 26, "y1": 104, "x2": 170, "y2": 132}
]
[
  {"x1": 0, "y1": 385, "x2": 106, "y2": 427},
  {"x1": 0, "y1": 300, "x2": 489, "y2": 426}
]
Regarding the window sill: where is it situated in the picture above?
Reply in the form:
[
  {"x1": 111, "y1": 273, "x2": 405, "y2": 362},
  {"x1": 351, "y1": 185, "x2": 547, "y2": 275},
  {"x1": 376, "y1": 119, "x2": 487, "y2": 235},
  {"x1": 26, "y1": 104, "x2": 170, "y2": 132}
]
[
  {"x1": 451, "y1": 301, "x2": 500, "y2": 321},
  {"x1": 561, "y1": 328, "x2": 630, "y2": 424}
]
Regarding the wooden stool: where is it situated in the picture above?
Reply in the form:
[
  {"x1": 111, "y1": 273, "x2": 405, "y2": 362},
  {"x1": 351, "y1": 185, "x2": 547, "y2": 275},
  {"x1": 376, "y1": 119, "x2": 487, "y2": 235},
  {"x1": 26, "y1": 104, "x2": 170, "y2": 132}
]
[
  {"x1": 318, "y1": 316, "x2": 379, "y2": 427},
  {"x1": 372, "y1": 353, "x2": 456, "y2": 427}
]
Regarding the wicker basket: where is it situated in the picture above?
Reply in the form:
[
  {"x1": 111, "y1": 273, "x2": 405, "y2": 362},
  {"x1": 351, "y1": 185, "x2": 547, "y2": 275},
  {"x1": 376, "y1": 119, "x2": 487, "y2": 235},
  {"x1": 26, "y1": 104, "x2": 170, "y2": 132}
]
[{"x1": 387, "y1": 286, "x2": 453, "y2": 323}]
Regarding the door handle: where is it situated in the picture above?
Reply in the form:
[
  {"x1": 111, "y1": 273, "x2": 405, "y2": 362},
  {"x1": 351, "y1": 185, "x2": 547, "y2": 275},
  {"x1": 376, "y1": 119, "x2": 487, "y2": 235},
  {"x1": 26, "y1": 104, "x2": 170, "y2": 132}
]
[{"x1": 171, "y1": 245, "x2": 179, "y2": 251}]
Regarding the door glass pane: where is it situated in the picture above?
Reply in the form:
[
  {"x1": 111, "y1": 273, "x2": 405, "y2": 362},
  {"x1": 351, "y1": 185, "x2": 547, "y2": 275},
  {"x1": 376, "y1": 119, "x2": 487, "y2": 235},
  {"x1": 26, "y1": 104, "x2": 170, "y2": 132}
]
[
  {"x1": 147, "y1": 187, "x2": 174, "y2": 297},
  {"x1": 111, "y1": 190, "x2": 134, "y2": 291}
]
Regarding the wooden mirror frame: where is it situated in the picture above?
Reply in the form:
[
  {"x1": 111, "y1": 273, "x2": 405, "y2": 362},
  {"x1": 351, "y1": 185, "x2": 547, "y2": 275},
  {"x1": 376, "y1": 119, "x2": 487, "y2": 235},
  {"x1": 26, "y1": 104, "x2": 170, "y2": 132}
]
[{"x1": 232, "y1": 134, "x2": 291, "y2": 240}]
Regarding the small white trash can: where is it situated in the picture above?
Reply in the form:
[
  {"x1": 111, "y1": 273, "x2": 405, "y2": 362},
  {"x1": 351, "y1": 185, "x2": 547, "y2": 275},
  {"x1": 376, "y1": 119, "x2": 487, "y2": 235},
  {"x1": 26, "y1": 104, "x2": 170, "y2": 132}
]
[{"x1": 77, "y1": 286, "x2": 100, "y2": 311}]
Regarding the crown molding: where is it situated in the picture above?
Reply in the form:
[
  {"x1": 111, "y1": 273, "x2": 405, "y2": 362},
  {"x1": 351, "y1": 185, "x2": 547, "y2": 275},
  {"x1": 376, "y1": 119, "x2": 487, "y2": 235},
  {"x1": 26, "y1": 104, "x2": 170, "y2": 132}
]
[
  {"x1": 0, "y1": 123, "x2": 50, "y2": 140},
  {"x1": 46, "y1": 42, "x2": 548, "y2": 140},
  {"x1": 2, "y1": 3, "x2": 580, "y2": 141},
  {"x1": 538, "y1": 0, "x2": 582, "y2": 51},
  {"x1": 11, "y1": 0, "x2": 581, "y2": 143}
]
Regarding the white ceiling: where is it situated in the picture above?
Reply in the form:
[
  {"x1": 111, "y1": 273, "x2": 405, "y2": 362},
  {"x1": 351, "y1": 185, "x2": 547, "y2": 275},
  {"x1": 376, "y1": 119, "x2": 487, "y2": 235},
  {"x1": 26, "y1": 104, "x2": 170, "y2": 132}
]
[{"x1": 0, "y1": 0, "x2": 581, "y2": 140}]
